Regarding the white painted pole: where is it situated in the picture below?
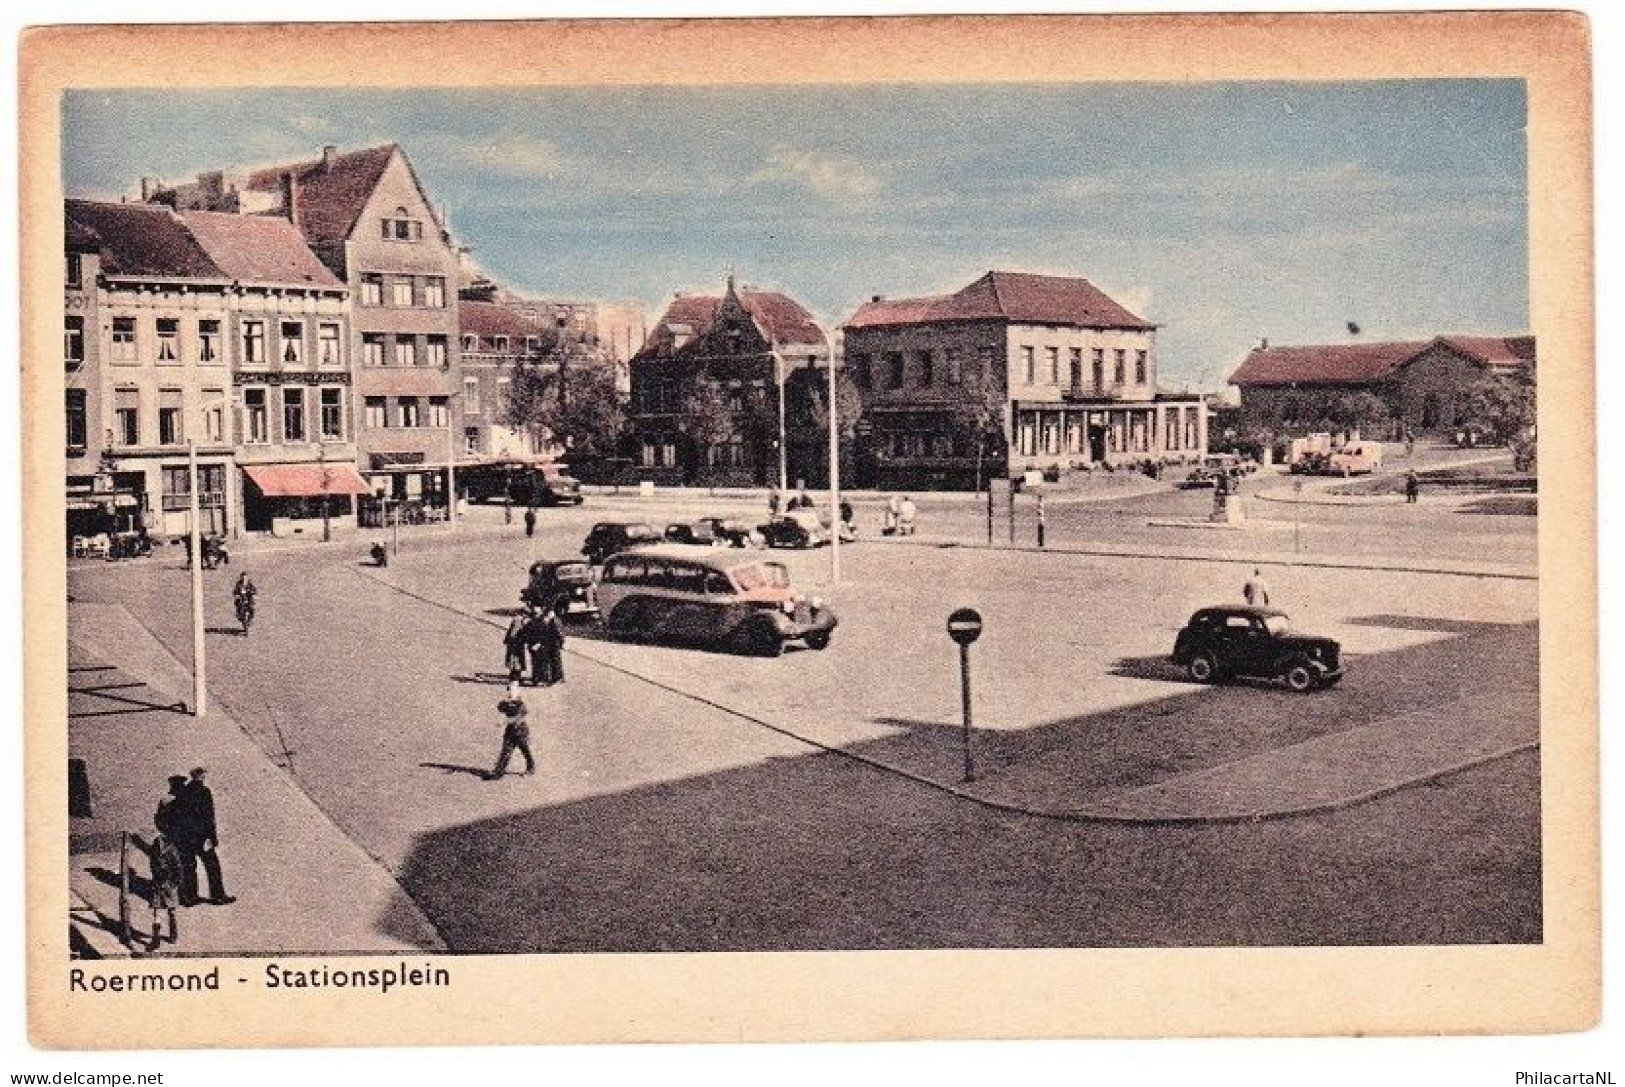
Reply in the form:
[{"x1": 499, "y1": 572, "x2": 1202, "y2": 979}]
[
  {"x1": 825, "y1": 327, "x2": 841, "y2": 584},
  {"x1": 447, "y1": 394, "x2": 458, "y2": 529},
  {"x1": 774, "y1": 345, "x2": 789, "y2": 495},
  {"x1": 187, "y1": 439, "x2": 206, "y2": 718}
]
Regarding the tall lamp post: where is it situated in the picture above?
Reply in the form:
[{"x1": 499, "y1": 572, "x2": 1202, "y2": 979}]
[
  {"x1": 771, "y1": 339, "x2": 789, "y2": 496},
  {"x1": 820, "y1": 325, "x2": 842, "y2": 584}
]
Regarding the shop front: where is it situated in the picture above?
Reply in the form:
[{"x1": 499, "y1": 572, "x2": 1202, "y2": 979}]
[{"x1": 241, "y1": 462, "x2": 371, "y2": 537}]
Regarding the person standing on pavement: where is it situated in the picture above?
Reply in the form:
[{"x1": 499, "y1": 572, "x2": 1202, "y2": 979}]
[
  {"x1": 487, "y1": 681, "x2": 534, "y2": 780},
  {"x1": 523, "y1": 505, "x2": 537, "y2": 538},
  {"x1": 532, "y1": 603, "x2": 565, "y2": 686},
  {"x1": 1404, "y1": 469, "x2": 1421, "y2": 504},
  {"x1": 504, "y1": 607, "x2": 530, "y2": 683},
  {"x1": 155, "y1": 775, "x2": 197, "y2": 905},
  {"x1": 131, "y1": 822, "x2": 183, "y2": 950},
  {"x1": 898, "y1": 495, "x2": 918, "y2": 536},
  {"x1": 768, "y1": 488, "x2": 781, "y2": 517},
  {"x1": 182, "y1": 767, "x2": 234, "y2": 906},
  {"x1": 1243, "y1": 567, "x2": 1272, "y2": 607}
]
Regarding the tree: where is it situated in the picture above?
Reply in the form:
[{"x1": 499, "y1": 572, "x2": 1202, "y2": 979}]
[
  {"x1": 1458, "y1": 373, "x2": 1536, "y2": 446},
  {"x1": 1325, "y1": 391, "x2": 1391, "y2": 434},
  {"x1": 503, "y1": 361, "x2": 625, "y2": 460},
  {"x1": 966, "y1": 361, "x2": 1007, "y2": 491},
  {"x1": 676, "y1": 376, "x2": 735, "y2": 477}
]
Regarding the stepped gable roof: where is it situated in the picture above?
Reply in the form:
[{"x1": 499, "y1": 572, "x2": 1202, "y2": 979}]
[
  {"x1": 634, "y1": 288, "x2": 824, "y2": 363},
  {"x1": 64, "y1": 199, "x2": 223, "y2": 279},
  {"x1": 180, "y1": 210, "x2": 341, "y2": 287},
  {"x1": 460, "y1": 300, "x2": 547, "y2": 341},
  {"x1": 844, "y1": 271, "x2": 1154, "y2": 331},
  {"x1": 1231, "y1": 334, "x2": 1537, "y2": 387},
  {"x1": 245, "y1": 143, "x2": 399, "y2": 245}
]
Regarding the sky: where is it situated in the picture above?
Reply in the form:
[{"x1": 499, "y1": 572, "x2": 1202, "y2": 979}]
[{"x1": 62, "y1": 82, "x2": 1528, "y2": 391}]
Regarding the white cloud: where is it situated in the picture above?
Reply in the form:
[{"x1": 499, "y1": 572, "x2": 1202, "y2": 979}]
[
  {"x1": 456, "y1": 136, "x2": 574, "y2": 179},
  {"x1": 748, "y1": 146, "x2": 881, "y2": 200}
]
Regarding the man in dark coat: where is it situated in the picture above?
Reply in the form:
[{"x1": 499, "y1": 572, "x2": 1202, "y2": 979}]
[
  {"x1": 155, "y1": 775, "x2": 198, "y2": 906},
  {"x1": 180, "y1": 767, "x2": 234, "y2": 905},
  {"x1": 523, "y1": 505, "x2": 537, "y2": 538},
  {"x1": 527, "y1": 604, "x2": 565, "y2": 686},
  {"x1": 1404, "y1": 470, "x2": 1421, "y2": 504},
  {"x1": 487, "y1": 682, "x2": 534, "y2": 780}
]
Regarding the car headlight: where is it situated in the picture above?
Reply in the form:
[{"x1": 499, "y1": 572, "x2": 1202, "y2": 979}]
[{"x1": 783, "y1": 599, "x2": 797, "y2": 614}]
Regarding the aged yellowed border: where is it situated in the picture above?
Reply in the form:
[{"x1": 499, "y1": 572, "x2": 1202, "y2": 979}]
[{"x1": 21, "y1": 13, "x2": 1596, "y2": 1047}]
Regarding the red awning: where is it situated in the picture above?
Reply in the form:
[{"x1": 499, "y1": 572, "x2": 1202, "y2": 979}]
[{"x1": 242, "y1": 463, "x2": 372, "y2": 498}]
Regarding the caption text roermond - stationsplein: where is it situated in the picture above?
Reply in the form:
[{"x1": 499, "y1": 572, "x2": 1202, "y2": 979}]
[{"x1": 69, "y1": 961, "x2": 452, "y2": 996}]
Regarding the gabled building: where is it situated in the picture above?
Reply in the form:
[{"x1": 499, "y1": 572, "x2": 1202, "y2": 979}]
[
  {"x1": 1229, "y1": 334, "x2": 1536, "y2": 436},
  {"x1": 457, "y1": 299, "x2": 555, "y2": 460},
  {"x1": 630, "y1": 276, "x2": 829, "y2": 486},
  {"x1": 842, "y1": 271, "x2": 1206, "y2": 490},
  {"x1": 149, "y1": 144, "x2": 464, "y2": 515}
]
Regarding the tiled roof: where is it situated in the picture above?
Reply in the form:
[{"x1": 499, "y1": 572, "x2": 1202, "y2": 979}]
[
  {"x1": 459, "y1": 300, "x2": 547, "y2": 341},
  {"x1": 245, "y1": 144, "x2": 399, "y2": 245},
  {"x1": 635, "y1": 288, "x2": 824, "y2": 362},
  {"x1": 180, "y1": 210, "x2": 341, "y2": 287},
  {"x1": 64, "y1": 200, "x2": 223, "y2": 279},
  {"x1": 1231, "y1": 335, "x2": 1537, "y2": 387},
  {"x1": 845, "y1": 271, "x2": 1154, "y2": 331},
  {"x1": 65, "y1": 216, "x2": 102, "y2": 252}
]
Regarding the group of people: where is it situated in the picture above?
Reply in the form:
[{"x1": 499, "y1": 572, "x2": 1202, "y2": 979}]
[
  {"x1": 503, "y1": 602, "x2": 566, "y2": 688},
  {"x1": 882, "y1": 494, "x2": 918, "y2": 537},
  {"x1": 132, "y1": 767, "x2": 234, "y2": 951}
]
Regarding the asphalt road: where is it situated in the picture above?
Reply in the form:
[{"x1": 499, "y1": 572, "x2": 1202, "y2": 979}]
[{"x1": 66, "y1": 494, "x2": 1541, "y2": 952}]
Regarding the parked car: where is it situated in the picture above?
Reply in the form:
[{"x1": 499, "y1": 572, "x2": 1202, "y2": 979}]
[
  {"x1": 1171, "y1": 605, "x2": 1344, "y2": 692},
  {"x1": 596, "y1": 544, "x2": 838, "y2": 656},
  {"x1": 1180, "y1": 453, "x2": 1252, "y2": 489},
  {"x1": 664, "y1": 517, "x2": 761, "y2": 548},
  {"x1": 533, "y1": 464, "x2": 583, "y2": 506},
  {"x1": 581, "y1": 521, "x2": 662, "y2": 565},
  {"x1": 759, "y1": 508, "x2": 828, "y2": 548},
  {"x1": 1327, "y1": 441, "x2": 1384, "y2": 476},
  {"x1": 521, "y1": 558, "x2": 600, "y2": 621}
]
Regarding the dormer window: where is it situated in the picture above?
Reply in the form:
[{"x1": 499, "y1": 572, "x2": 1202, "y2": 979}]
[{"x1": 381, "y1": 206, "x2": 424, "y2": 242}]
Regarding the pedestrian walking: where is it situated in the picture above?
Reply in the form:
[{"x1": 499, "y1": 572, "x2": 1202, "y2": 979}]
[
  {"x1": 1404, "y1": 470, "x2": 1421, "y2": 504},
  {"x1": 883, "y1": 494, "x2": 901, "y2": 536},
  {"x1": 131, "y1": 823, "x2": 183, "y2": 950},
  {"x1": 181, "y1": 767, "x2": 234, "y2": 905},
  {"x1": 154, "y1": 775, "x2": 196, "y2": 905},
  {"x1": 523, "y1": 505, "x2": 537, "y2": 538},
  {"x1": 898, "y1": 495, "x2": 918, "y2": 536},
  {"x1": 486, "y1": 682, "x2": 534, "y2": 780},
  {"x1": 1243, "y1": 567, "x2": 1271, "y2": 607},
  {"x1": 503, "y1": 608, "x2": 530, "y2": 683},
  {"x1": 768, "y1": 488, "x2": 781, "y2": 516}
]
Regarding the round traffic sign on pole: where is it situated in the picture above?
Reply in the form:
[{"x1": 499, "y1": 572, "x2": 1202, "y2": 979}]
[{"x1": 947, "y1": 607, "x2": 983, "y2": 646}]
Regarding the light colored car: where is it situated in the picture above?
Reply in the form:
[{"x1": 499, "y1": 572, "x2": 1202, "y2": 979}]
[{"x1": 596, "y1": 544, "x2": 838, "y2": 656}]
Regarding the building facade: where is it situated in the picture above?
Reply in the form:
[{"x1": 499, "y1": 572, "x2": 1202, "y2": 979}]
[
  {"x1": 457, "y1": 299, "x2": 555, "y2": 461},
  {"x1": 842, "y1": 271, "x2": 1207, "y2": 490},
  {"x1": 629, "y1": 276, "x2": 829, "y2": 487},
  {"x1": 1229, "y1": 335, "x2": 1537, "y2": 437}
]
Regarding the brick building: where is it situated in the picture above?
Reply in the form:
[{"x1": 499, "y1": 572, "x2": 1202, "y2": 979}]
[
  {"x1": 457, "y1": 299, "x2": 555, "y2": 460},
  {"x1": 842, "y1": 271, "x2": 1206, "y2": 490},
  {"x1": 1229, "y1": 335, "x2": 1537, "y2": 437}
]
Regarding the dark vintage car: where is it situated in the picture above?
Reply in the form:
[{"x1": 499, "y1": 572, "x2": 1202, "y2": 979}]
[
  {"x1": 581, "y1": 521, "x2": 662, "y2": 566},
  {"x1": 758, "y1": 508, "x2": 828, "y2": 549},
  {"x1": 1171, "y1": 605, "x2": 1344, "y2": 692},
  {"x1": 521, "y1": 558, "x2": 599, "y2": 621},
  {"x1": 664, "y1": 517, "x2": 761, "y2": 548},
  {"x1": 596, "y1": 544, "x2": 837, "y2": 657}
]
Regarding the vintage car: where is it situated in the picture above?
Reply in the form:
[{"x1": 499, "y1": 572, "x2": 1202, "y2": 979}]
[
  {"x1": 596, "y1": 544, "x2": 838, "y2": 657},
  {"x1": 664, "y1": 517, "x2": 761, "y2": 548},
  {"x1": 759, "y1": 508, "x2": 828, "y2": 549},
  {"x1": 1180, "y1": 454, "x2": 1252, "y2": 489},
  {"x1": 581, "y1": 521, "x2": 662, "y2": 566},
  {"x1": 521, "y1": 558, "x2": 600, "y2": 621},
  {"x1": 1171, "y1": 605, "x2": 1344, "y2": 692}
]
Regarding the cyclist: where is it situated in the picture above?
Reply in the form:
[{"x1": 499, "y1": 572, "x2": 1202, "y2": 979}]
[{"x1": 232, "y1": 573, "x2": 257, "y2": 636}]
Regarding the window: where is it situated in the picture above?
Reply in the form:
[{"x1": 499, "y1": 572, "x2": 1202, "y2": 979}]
[
  {"x1": 393, "y1": 337, "x2": 416, "y2": 368},
  {"x1": 424, "y1": 277, "x2": 446, "y2": 308},
  {"x1": 390, "y1": 278, "x2": 414, "y2": 307},
  {"x1": 66, "y1": 390, "x2": 87, "y2": 451},
  {"x1": 111, "y1": 317, "x2": 137, "y2": 362},
  {"x1": 1046, "y1": 346, "x2": 1060, "y2": 384},
  {"x1": 1135, "y1": 350, "x2": 1148, "y2": 385},
  {"x1": 243, "y1": 388, "x2": 269, "y2": 444},
  {"x1": 524, "y1": 336, "x2": 539, "y2": 353},
  {"x1": 977, "y1": 346, "x2": 996, "y2": 386},
  {"x1": 65, "y1": 316, "x2": 84, "y2": 365},
  {"x1": 156, "y1": 318, "x2": 180, "y2": 362},
  {"x1": 496, "y1": 378, "x2": 511, "y2": 412},
  {"x1": 426, "y1": 336, "x2": 448, "y2": 369},
  {"x1": 203, "y1": 389, "x2": 225, "y2": 444},
  {"x1": 198, "y1": 320, "x2": 220, "y2": 363},
  {"x1": 945, "y1": 349, "x2": 962, "y2": 385},
  {"x1": 114, "y1": 391, "x2": 140, "y2": 447},
  {"x1": 1114, "y1": 349, "x2": 1126, "y2": 385},
  {"x1": 886, "y1": 352, "x2": 905, "y2": 390},
  {"x1": 849, "y1": 353, "x2": 871, "y2": 390},
  {"x1": 429, "y1": 397, "x2": 449, "y2": 428},
  {"x1": 1092, "y1": 348, "x2": 1105, "y2": 390},
  {"x1": 364, "y1": 396, "x2": 387, "y2": 430},
  {"x1": 161, "y1": 465, "x2": 226, "y2": 513},
  {"x1": 382, "y1": 207, "x2": 424, "y2": 242},
  {"x1": 317, "y1": 323, "x2": 341, "y2": 366},
  {"x1": 66, "y1": 253, "x2": 83, "y2": 288},
  {"x1": 158, "y1": 389, "x2": 184, "y2": 446},
  {"x1": 279, "y1": 321, "x2": 304, "y2": 365},
  {"x1": 360, "y1": 274, "x2": 383, "y2": 306},
  {"x1": 282, "y1": 387, "x2": 307, "y2": 442},
  {"x1": 1165, "y1": 407, "x2": 1181, "y2": 450},
  {"x1": 464, "y1": 427, "x2": 480, "y2": 455},
  {"x1": 464, "y1": 378, "x2": 480, "y2": 414},
  {"x1": 243, "y1": 321, "x2": 266, "y2": 365},
  {"x1": 1021, "y1": 346, "x2": 1035, "y2": 385},
  {"x1": 362, "y1": 334, "x2": 386, "y2": 367},
  {"x1": 398, "y1": 398, "x2": 421, "y2": 428},
  {"x1": 320, "y1": 387, "x2": 344, "y2": 440},
  {"x1": 1069, "y1": 348, "x2": 1083, "y2": 389},
  {"x1": 917, "y1": 351, "x2": 934, "y2": 387},
  {"x1": 494, "y1": 336, "x2": 510, "y2": 353},
  {"x1": 461, "y1": 335, "x2": 478, "y2": 352}
]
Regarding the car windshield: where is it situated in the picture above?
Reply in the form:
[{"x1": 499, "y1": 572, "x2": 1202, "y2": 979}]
[
  {"x1": 1263, "y1": 614, "x2": 1292, "y2": 636},
  {"x1": 732, "y1": 562, "x2": 791, "y2": 591},
  {"x1": 554, "y1": 562, "x2": 589, "y2": 580}
]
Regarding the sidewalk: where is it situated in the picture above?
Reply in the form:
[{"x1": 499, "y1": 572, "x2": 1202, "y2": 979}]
[{"x1": 67, "y1": 605, "x2": 444, "y2": 958}]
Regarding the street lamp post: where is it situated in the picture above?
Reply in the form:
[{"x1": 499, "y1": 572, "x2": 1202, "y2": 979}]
[
  {"x1": 822, "y1": 325, "x2": 841, "y2": 584},
  {"x1": 318, "y1": 443, "x2": 332, "y2": 543},
  {"x1": 772, "y1": 341, "x2": 789, "y2": 496},
  {"x1": 187, "y1": 439, "x2": 206, "y2": 718}
]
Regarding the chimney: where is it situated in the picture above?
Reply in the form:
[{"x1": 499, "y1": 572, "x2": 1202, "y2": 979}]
[
  {"x1": 1260, "y1": 338, "x2": 1269, "y2": 350},
  {"x1": 281, "y1": 171, "x2": 300, "y2": 225},
  {"x1": 871, "y1": 295, "x2": 883, "y2": 303},
  {"x1": 140, "y1": 177, "x2": 161, "y2": 202},
  {"x1": 321, "y1": 145, "x2": 338, "y2": 171}
]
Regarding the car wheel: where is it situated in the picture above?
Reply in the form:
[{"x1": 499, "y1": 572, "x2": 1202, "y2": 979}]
[
  {"x1": 1187, "y1": 652, "x2": 1219, "y2": 684},
  {"x1": 804, "y1": 630, "x2": 831, "y2": 651},
  {"x1": 1283, "y1": 661, "x2": 1317, "y2": 692}
]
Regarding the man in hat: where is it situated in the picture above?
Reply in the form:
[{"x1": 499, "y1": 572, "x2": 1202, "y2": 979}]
[
  {"x1": 487, "y1": 682, "x2": 534, "y2": 780},
  {"x1": 181, "y1": 768, "x2": 234, "y2": 905}
]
